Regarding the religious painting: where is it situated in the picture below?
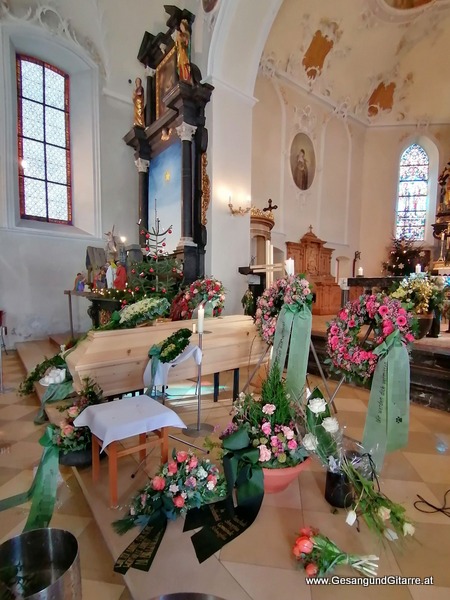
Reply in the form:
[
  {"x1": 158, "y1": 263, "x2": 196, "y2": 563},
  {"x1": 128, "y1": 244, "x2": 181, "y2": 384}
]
[
  {"x1": 156, "y1": 46, "x2": 177, "y2": 119},
  {"x1": 148, "y1": 141, "x2": 181, "y2": 254},
  {"x1": 202, "y1": 0, "x2": 219, "y2": 13},
  {"x1": 290, "y1": 133, "x2": 316, "y2": 191}
]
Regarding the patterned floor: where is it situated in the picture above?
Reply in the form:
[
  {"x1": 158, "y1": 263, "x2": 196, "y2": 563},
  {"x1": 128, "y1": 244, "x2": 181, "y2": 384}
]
[{"x1": 1, "y1": 350, "x2": 450, "y2": 599}]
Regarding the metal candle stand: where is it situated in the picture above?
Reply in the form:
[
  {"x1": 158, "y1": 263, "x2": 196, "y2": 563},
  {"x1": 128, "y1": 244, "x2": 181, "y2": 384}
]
[{"x1": 184, "y1": 331, "x2": 214, "y2": 437}]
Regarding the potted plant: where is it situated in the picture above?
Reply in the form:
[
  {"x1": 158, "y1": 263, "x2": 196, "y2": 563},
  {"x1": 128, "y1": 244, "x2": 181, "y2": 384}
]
[
  {"x1": 51, "y1": 378, "x2": 104, "y2": 466},
  {"x1": 221, "y1": 362, "x2": 310, "y2": 493}
]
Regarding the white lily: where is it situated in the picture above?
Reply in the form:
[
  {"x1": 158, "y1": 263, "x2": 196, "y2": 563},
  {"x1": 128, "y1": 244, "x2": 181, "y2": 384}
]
[{"x1": 403, "y1": 522, "x2": 415, "y2": 536}]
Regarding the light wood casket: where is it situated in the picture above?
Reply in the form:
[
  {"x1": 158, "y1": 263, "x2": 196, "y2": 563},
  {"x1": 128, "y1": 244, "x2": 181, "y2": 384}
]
[{"x1": 65, "y1": 315, "x2": 267, "y2": 397}]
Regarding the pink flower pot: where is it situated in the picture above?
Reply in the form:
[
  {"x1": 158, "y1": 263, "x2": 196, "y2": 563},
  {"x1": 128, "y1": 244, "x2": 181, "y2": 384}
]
[{"x1": 262, "y1": 458, "x2": 311, "y2": 494}]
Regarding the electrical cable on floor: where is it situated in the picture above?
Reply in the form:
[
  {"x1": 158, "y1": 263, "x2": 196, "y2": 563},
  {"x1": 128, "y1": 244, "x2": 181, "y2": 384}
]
[{"x1": 414, "y1": 489, "x2": 450, "y2": 517}]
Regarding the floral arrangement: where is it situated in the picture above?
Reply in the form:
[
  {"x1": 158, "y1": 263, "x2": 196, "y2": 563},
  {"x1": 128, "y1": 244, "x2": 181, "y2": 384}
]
[
  {"x1": 149, "y1": 328, "x2": 192, "y2": 363},
  {"x1": 170, "y1": 278, "x2": 226, "y2": 320},
  {"x1": 343, "y1": 460, "x2": 415, "y2": 542},
  {"x1": 390, "y1": 273, "x2": 445, "y2": 315},
  {"x1": 102, "y1": 297, "x2": 170, "y2": 329},
  {"x1": 255, "y1": 274, "x2": 313, "y2": 344},
  {"x1": 326, "y1": 293, "x2": 415, "y2": 384},
  {"x1": 293, "y1": 526, "x2": 379, "y2": 578},
  {"x1": 112, "y1": 450, "x2": 227, "y2": 534},
  {"x1": 50, "y1": 378, "x2": 104, "y2": 454},
  {"x1": 221, "y1": 363, "x2": 308, "y2": 469},
  {"x1": 19, "y1": 352, "x2": 66, "y2": 396}
]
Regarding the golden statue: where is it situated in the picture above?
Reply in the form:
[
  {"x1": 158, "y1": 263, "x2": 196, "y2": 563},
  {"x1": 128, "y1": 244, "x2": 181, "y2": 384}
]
[
  {"x1": 175, "y1": 19, "x2": 192, "y2": 83},
  {"x1": 132, "y1": 77, "x2": 145, "y2": 127}
]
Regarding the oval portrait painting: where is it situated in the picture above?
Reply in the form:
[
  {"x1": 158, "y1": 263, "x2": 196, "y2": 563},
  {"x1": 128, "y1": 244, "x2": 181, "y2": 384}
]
[
  {"x1": 202, "y1": 0, "x2": 219, "y2": 13},
  {"x1": 290, "y1": 133, "x2": 316, "y2": 191}
]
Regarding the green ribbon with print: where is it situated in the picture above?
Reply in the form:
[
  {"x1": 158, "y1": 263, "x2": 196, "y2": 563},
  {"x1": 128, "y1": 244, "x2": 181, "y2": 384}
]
[
  {"x1": 272, "y1": 303, "x2": 312, "y2": 399},
  {"x1": 0, "y1": 426, "x2": 60, "y2": 531},
  {"x1": 362, "y1": 330, "x2": 410, "y2": 472}
]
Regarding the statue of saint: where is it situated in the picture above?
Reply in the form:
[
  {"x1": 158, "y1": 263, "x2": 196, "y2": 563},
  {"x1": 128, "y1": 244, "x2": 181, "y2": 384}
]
[
  {"x1": 175, "y1": 19, "x2": 192, "y2": 83},
  {"x1": 132, "y1": 77, "x2": 145, "y2": 127}
]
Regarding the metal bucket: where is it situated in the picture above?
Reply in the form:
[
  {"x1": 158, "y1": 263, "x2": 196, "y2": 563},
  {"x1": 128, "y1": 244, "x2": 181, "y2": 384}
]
[{"x1": 0, "y1": 528, "x2": 81, "y2": 599}]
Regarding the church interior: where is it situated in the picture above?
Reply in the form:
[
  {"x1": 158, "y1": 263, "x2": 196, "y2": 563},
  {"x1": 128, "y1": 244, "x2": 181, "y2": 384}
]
[{"x1": 1, "y1": 0, "x2": 450, "y2": 599}]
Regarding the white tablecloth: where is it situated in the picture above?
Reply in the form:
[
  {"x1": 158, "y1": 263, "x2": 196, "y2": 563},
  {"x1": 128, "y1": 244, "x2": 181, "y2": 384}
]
[
  {"x1": 74, "y1": 396, "x2": 186, "y2": 452},
  {"x1": 143, "y1": 343, "x2": 202, "y2": 388}
]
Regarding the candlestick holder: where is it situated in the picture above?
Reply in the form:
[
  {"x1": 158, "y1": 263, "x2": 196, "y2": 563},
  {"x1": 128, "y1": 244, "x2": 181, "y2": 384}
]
[{"x1": 184, "y1": 332, "x2": 214, "y2": 437}]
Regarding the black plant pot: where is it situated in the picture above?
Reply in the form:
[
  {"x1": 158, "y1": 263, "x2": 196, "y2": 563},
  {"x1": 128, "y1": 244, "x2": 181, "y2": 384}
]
[
  {"x1": 324, "y1": 470, "x2": 353, "y2": 508},
  {"x1": 59, "y1": 447, "x2": 92, "y2": 468}
]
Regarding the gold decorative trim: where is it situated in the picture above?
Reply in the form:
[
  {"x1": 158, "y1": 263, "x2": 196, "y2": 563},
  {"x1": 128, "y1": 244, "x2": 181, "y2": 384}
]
[
  {"x1": 250, "y1": 206, "x2": 274, "y2": 221},
  {"x1": 201, "y1": 153, "x2": 210, "y2": 225}
]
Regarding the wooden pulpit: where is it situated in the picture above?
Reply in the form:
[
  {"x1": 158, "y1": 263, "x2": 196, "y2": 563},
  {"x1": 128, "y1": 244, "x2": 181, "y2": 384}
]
[{"x1": 286, "y1": 229, "x2": 341, "y2": 315}]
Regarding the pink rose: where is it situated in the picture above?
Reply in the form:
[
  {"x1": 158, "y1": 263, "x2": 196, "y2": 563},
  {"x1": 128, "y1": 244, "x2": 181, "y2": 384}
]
[
  {"x1": 305, "y1": 563, "x2": 318, "y2": 576},
  {"x1": 262, "y1": 403, "x2": 276, "y2": 415},
  {"x1": 67, "y1": 406, "x2": 79, "y2": 419},
  {"x1": 270, "y1": 435, "x2": 280, "y2": 447},
  {"x1": 173, "y1": 495, "x2": 185, "y2": 508},
  {"x1": 207, "y1": 474, "x2": 217, "y2": 485},
  {"x1": 288, "y1": 439, "x2": 298, "y2": 450},
  {"x1": 185, "y1": 476, "x2": 197, "y2": 488},
  {"x1": 261, "y1": 422, "x2": 271, "y2": 435},
  {"x1": 151, "y1": 475, "x2": 166, "y2": 491},
  {"x1": 383, "y1": 321, "x2": 394, "y2": 336},
  {"x1": 405, "y1": 333, "x2": 415, "y2": 342},
  {"x1": 167, "y1": 461, "x2": 178, "y2": 475},
  {"x1": 176, "y1": 451, "x2": 189, "y2": 463},
  {"x1": 282, "y1": 426, "x2": 294, "y2": 440},
  {"x1": 295, "y1": 536, "x2": 314, "y2": 554},
  {"x1": 61, "y1": 424, "x2": 74, "y2": 437},
  {"x1": 330, "y1": 325, "x2": 339, "y2": 335},
  {"x1": 188, "y1": 457, "x2": 198, "y2": 469}
]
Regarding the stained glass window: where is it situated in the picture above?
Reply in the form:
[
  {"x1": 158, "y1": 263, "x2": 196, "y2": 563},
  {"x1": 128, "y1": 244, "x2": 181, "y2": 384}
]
[
  {"x1": 16, "y1": 55, "x2": 72, "y2": 224},
  {"x1": 395, "y1": 143, "x2": 429, "y2": 240}
]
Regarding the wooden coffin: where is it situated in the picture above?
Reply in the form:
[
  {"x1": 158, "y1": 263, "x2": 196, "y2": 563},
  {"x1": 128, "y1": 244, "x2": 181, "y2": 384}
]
[{"x1": 65, "y1": 315, "x2": 268, "y2": 397}]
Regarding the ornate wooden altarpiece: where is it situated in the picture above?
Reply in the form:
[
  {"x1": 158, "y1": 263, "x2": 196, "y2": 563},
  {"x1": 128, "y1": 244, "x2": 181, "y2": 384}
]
[
  {"x1": 123, "y1": 5, "x2": 213, "y2": 283},
  {"x1": 286, "y1": 228, "x2": 341, "y2": 315}
]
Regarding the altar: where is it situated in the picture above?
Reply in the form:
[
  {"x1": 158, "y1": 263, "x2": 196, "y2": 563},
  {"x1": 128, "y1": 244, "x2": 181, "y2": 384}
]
[
  {"x1": 286, "y1": 228, "x2": 341, "y2": 315},
  {"x1": 65, "y1": 315, "x2": 267, "y2": 398}
]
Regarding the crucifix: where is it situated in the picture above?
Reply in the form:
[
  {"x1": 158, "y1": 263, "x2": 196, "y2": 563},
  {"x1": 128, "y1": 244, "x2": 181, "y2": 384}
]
[{"x1": 252, "y1": 239, "x2": 284, "y2": 288}]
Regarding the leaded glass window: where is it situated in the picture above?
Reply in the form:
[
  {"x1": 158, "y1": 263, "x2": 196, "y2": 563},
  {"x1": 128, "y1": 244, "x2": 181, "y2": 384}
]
[
  {"x1": 16, "y1": 55, "x2": 72, "y2": 224},
  {"x1": 395, "y1": 143, "x2": 429, "y2": 240}
]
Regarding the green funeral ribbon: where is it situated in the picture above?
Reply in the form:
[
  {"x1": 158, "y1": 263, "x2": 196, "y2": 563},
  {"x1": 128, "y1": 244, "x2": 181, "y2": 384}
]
[
  {"x1": 272, "y1": 303, "x2": 312, "y2": 399},
  {"x1": 147, "y1": 344, "x2": 162, "y2": 393},
  {"x1": 34, "y1": 381, "x2": 75, "y2": 424},
  {"x1": 362, "y1": 330, "x2": 410, "y2": 472},
  {"x1": 0, "y1": 427, "x2": 60, "y2": 531},
  {"x1": 184, "y1": 428, "x2": 264, "y2": 563}
]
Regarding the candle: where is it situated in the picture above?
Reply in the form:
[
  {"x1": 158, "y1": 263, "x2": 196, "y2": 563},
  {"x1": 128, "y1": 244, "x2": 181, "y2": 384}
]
[
  {"x1": 192, "y1": 323, "x2": 197, "y2": 334},
  {"x1": 197, "y1": 305, "x2": 204, "y2": 334},
  {"x1": 415, "y1": 264, "x2": 421, "y2": 273},
  {"x1": 265, "y1": 240, "x2": 271, "y2": 264},
  {"x1": 285, "y1": 258, "x2": 295, "y2": 276},
  {"x1": 357, "y1": 267, "x2": 364, "y2": 277},
  {"x1": 441, "y1": 232, "x2": 446, "y2": 242}
]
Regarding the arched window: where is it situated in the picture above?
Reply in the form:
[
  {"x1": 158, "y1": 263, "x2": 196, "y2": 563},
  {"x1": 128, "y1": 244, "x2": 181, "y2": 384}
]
[
  {"x1": 16, "y1": 54, "x2": 72, "y2": 224},
  {"x1": 396, "y1": 143, "x2": 429, "y2": 240}
]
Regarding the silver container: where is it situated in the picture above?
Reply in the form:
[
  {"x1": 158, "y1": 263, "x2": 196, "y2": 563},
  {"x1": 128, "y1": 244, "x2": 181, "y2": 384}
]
[
  {"x1": 0, "y1": 528, "x2": 81, "y2": 599},
  {"x1": 148, "y1": 596, "x2": 227, "y2": 600}
]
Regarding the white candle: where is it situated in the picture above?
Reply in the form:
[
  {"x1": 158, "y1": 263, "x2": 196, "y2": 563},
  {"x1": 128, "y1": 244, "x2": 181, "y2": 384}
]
[
  {"x1": 197, "y1": 306, "x2": 204, "y2": 334},
  {"x1": 265, "y1": 240, "x2": 271, "y2": 264},
  {"x1": 285, "y1": 258, "x2": 295, "y2": 276},
  {"x1": 270, "y1": 244, "x2": 274, "y2": 266},
  {"x1": 441, "y1": 232, "x2": 446, "y2": 242},
  {"x1": 415, "y1": 264, "x2": 421, "y2": 273},
  {"x1": 192, "y1": 323, "x2": 197, "y2": 334},
  {"x1": 357, "y1": 266, "x2": 364, "y2": 277}
]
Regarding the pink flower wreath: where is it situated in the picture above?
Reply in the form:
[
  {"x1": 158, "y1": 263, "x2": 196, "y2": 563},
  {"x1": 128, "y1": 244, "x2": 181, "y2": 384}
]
[{"x1": 326, "y1": 293, "x2": 415, "y2": 384}]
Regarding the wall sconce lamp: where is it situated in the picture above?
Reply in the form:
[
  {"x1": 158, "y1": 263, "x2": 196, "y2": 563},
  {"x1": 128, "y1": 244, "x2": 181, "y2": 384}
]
[{"x1": 228, "y1": 199, "x2": 251, "y2": 216}]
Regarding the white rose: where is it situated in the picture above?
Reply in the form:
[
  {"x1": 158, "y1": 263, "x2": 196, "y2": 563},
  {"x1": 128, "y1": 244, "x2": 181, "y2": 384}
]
[
  {"x1": 403, "y1": 522, "x2": 415, "y2": 537},
  {"x1": 321, "y1": 417, "x2": 339, "y2": 433},
  {"x1": 346, "y1": 510, "x2": 357, "y2": 526},
  {"x1": 308, "y1": 397, "x2": 327, "y2": 414},
  {"x1": 302, "y1": 433, "x2": 318, "y2": 451},
  {"x1": 383, "y1": 528, "x2": 399, "y2": 541},
  {"x1": 377, "y1": 506, "x2": 391, "y2": 521}
]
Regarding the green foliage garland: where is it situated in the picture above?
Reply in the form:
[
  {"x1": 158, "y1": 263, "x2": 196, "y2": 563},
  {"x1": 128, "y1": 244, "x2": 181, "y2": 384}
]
[{"x1": 150, "y1": 328, "x2": 192, "y2": 364}]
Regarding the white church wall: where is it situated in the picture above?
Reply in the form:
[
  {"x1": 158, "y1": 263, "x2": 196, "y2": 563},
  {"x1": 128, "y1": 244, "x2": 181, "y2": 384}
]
[
  {"x1": 251, "y1": 76, "x2": 366, "y2": 278},
  {"x1": 359, "y1": 125, "x2": 450, "y2": 277}
]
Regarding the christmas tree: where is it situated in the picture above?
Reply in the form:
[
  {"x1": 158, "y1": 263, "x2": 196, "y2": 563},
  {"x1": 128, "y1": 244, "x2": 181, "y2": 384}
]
[{"x1": 382, "y1": 237, "x2": 425, "y2": 276}]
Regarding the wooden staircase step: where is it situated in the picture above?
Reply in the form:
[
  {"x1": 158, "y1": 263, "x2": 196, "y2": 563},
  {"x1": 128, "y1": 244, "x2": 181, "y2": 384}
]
[{"x1": 16, "y1": 339, "x2": 60, "y2": 375}]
